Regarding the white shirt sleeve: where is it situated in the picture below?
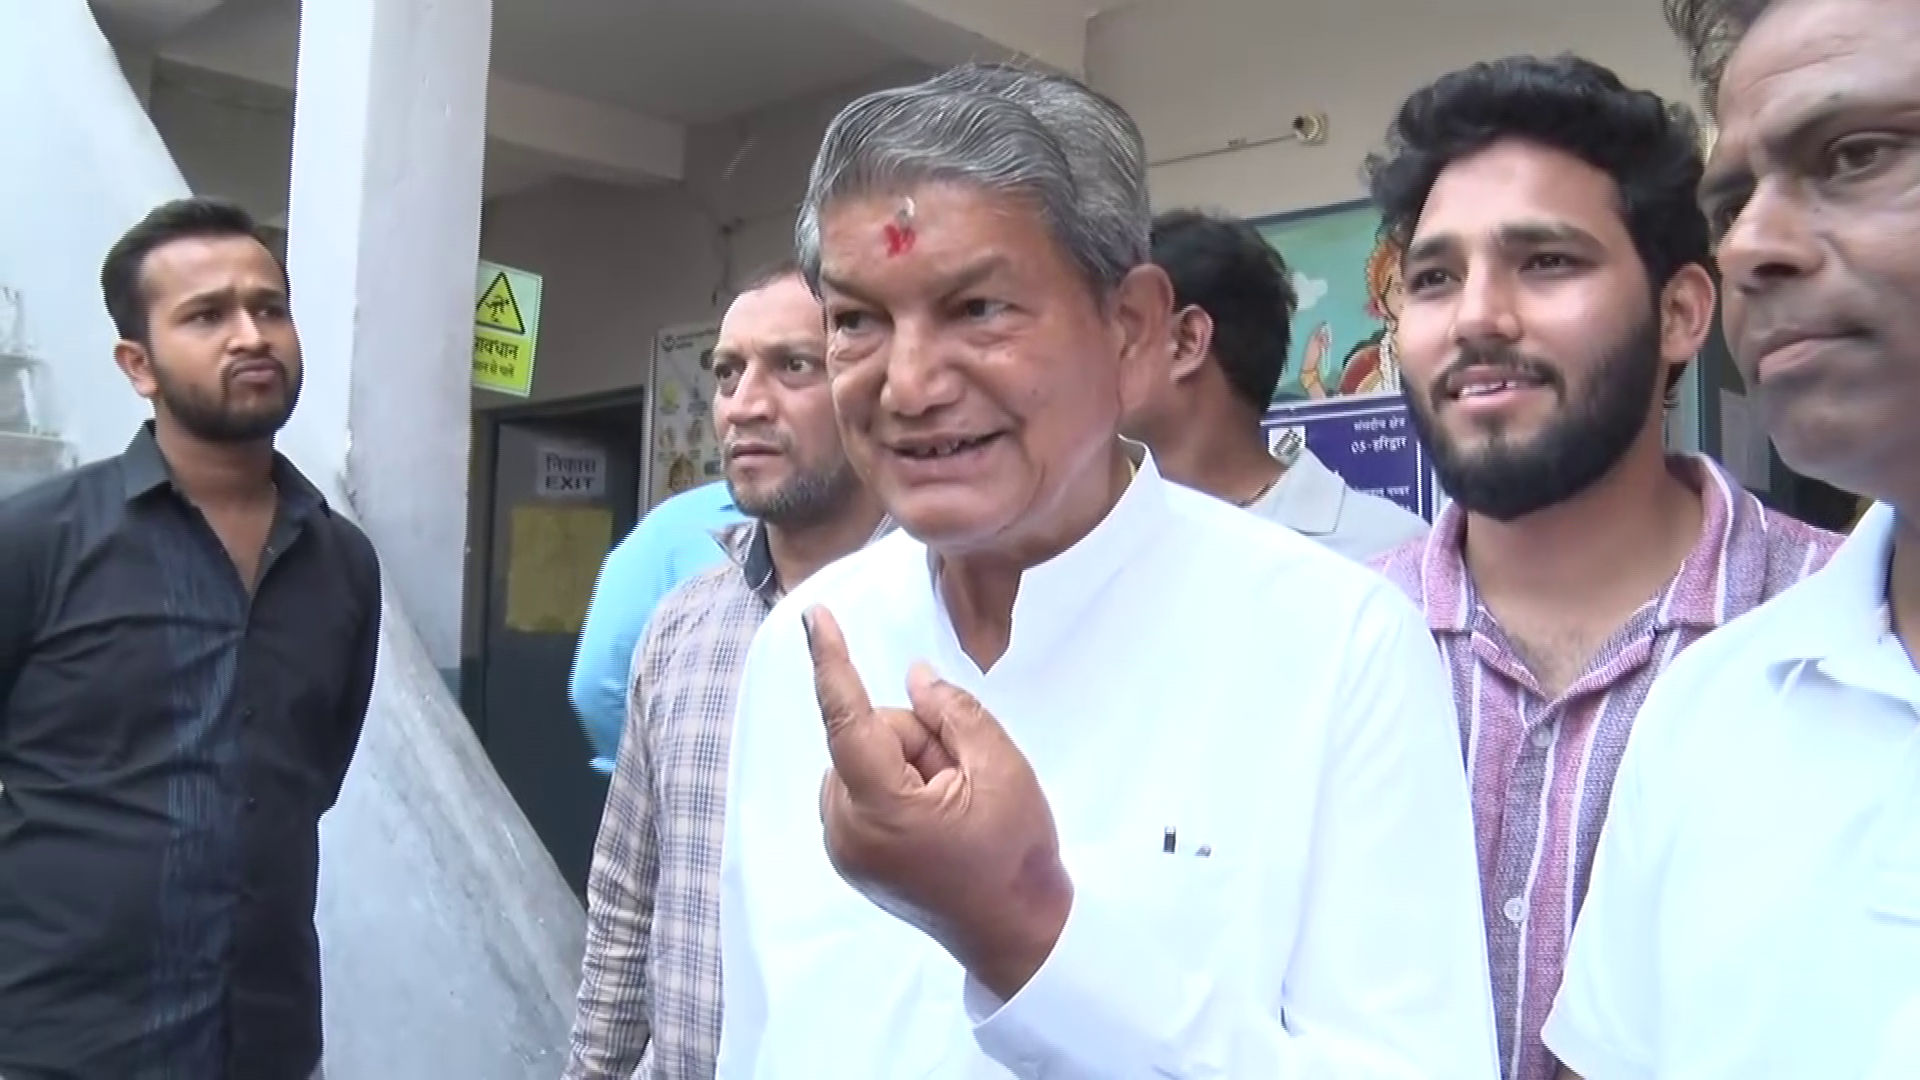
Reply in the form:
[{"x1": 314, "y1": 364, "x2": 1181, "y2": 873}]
[
  {"x1": 1541, "y1": 677, "x2": 1672, "y2": 1080},
  {"x1": 970, "y1": 586, "x2": 1500, "y2": 1079}
]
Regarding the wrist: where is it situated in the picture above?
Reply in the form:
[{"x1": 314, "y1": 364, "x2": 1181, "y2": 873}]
[{"x1": 963, "y1": 852, "x2": 1073, "y2": 1000}]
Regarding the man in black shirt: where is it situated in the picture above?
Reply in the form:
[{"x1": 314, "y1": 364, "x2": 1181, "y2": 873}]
[{"x1": 0, "y1": 198, "x2": 380, "y2": 1079}]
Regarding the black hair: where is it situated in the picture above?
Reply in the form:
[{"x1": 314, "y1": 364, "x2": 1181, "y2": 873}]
[
  {"x1": 1664, "y1": 0, "x2": 1779, "y2": 111},
  {"x1": 735, "y1": 258, "x2": 805, "y2": 296},
  {"x1": 1150, "y1": 209, "x2": 1297, "y2": 413},
  {"x1": 100, "y1": 197, "x2": 280, "y2": 346},
  {"x1": 1363, "y1": 53, "x2": 1709, "y2": 396}
]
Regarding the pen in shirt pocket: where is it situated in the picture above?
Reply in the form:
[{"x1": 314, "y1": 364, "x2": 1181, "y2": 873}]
[{"x1": 1161, "y1": 826, "x2": 1211, "y2": 857}]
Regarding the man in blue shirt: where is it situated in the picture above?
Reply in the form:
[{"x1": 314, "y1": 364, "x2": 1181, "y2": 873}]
[{"x1": 569, "y1": 480, "x2": 743, "y2": 771}]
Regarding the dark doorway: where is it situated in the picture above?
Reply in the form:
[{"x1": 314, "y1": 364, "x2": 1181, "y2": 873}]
[{"x1": 467, "y1": 390, "x2": 646, "y2": 898}]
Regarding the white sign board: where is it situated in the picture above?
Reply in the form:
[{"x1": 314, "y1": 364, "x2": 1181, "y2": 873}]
[{"x1": 534, "y1": 443, "x2": 605, "y2": 499}]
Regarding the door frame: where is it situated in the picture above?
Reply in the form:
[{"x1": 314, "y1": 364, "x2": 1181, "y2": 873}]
[{"x1": 461, "y1": 385, "x2": 649, "y2": 736}]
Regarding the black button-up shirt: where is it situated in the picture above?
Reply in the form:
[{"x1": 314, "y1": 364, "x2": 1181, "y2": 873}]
[{"x1": 0, "y1": 425, "x2": 380, "y2": 1080}]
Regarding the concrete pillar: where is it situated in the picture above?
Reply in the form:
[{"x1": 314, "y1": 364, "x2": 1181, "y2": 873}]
[
  {"x1": 284, "y1": 0, "x2": 486, "y2": 674},
  {"x1": 284, "y1": 2, "x2": 588, "y2": 1077}
]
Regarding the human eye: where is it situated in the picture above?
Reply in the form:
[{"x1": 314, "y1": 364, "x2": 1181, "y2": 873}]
[
  {"x1": 1822, "y1": 133, "x2": 1905, "y2": 181},
  {"x1": 959, "y1": 297, "x2": 1011, "y2": 321},
  {"x1": 1404, "y1": 267, "x2": 1452, "y2": 294},
  {"x1": 1521, "y1": 252, "x2": 1583, "y2": 272},
  {"x1": 828, "y1": 307, "x2": 871, "y2": 333}
]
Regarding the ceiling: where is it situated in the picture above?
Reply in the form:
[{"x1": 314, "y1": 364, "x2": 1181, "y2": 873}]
[
  {"x1": 130, "y1": 0, "x2": 1151, "y2": 126},
  {"x1": 488, "y1": 0, "x2": 908, "y2": 125},
  {"x1": 110, "y1": 0, "x2": 1150, "y2": 201}
]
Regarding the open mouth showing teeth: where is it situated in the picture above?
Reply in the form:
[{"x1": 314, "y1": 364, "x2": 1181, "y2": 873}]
[
  {"x1": 1452, "y1": 376, "x2": 1544, "y2": 399},
  {"x1": 896, "y1": 433, "x2": 999, "y2": 459}
]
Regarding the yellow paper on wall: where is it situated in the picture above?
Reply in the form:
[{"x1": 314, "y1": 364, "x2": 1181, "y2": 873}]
[{"x1": 504, "y1": 504, "x2": 612, "y2": 635}]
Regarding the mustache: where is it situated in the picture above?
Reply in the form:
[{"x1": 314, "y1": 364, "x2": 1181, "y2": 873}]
[
  {"x1": 723, "y1": 430, "x2": 793, "y2": 457},
  {"x1": 222, "y1": 356, "x2": 290, "y2": 384},
  {"x1": 1430, "y1": 343, "x2": 1563, "y2": 397}
]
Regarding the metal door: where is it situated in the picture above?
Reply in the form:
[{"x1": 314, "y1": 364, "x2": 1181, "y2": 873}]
[{"x1": 476, "y1": 407, "x2": 643, "y2": 897}]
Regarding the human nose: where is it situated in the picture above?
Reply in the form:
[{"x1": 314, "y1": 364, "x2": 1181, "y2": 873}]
[
  {"x1": 228, "y1": 310, "x2": 271, "y2": 353},
  {"x1": 717, "y1": 361, "x2": 777, "y2": 430},
  {"x1": 1449, "y1": 263, "x2": 1522, "y2": 349},
  {"x1": 1716, "y1": 180, "x2": 1823, "y2": 298},
  {"x1": 878, "y1": 318, "x2": 962, "y2": 418}
]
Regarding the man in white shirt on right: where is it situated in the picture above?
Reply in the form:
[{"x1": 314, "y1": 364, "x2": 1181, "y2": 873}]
[{"x1": 1545, "y1": 0, "x2": 1920, "y2": 1075}]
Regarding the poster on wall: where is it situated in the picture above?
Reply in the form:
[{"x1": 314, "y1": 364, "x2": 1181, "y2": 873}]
[
  {"x1": 648, "y1": 320, "x2": 724, "y2": 507},
  {"x1": 1252, "y1": 199, "x2": 1403, "y2": 402},
  {"x1": 1251, "y1": 199, "x2": 1441, "y2": 518},
  {"x1": 1263, "y1": 396, "x2": 1440, "y2": 521}
]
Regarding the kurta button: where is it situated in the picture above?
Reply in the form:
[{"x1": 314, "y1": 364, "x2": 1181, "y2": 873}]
[
  {"x1": 1530, "y1": 726, "x2": 1554, "y2": 749},
  {"x1": 1503, "y1": 896, "x2": 1527, "y2": 924}
]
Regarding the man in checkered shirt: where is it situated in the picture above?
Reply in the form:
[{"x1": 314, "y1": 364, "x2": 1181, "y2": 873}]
[{"x1": 562, "y1": 260, "x2": 888, "y2": 1080}]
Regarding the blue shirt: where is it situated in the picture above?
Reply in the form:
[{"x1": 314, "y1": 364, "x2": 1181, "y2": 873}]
[{"x1": 570, "y1": 482, "x2": 744, "y2": 771}]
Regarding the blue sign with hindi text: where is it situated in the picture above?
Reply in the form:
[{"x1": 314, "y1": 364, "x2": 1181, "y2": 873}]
[{"x1": 1262, "y1": 394, "x2": 1441, "y2": 521}]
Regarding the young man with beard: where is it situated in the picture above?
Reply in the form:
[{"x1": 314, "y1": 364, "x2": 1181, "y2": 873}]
[
  {"x1": 564, "y1": 261, "x2": 889, "y2": 1080},
  {"x1": 1546, "y1": 2, "x2": 1920, "y2": 1076},
  {"x1": 0, "y1": 198, "x2": 379, "y2": 1079},
  {"x1": 1364, "y1": 55, "x2": 1840, "y2": 1080}
]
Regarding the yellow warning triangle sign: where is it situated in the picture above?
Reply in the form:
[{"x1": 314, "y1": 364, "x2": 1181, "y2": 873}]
[{"x1": 476, "y1": 271, "x2": 526, "y2": 335}]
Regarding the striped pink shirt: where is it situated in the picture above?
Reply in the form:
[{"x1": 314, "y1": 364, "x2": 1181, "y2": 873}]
[{"x1": 1371, "y1": 456, "x2": 1841, "y2": 1080}]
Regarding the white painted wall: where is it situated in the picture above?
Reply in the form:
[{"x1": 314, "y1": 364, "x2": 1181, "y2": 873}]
[
  {"x1": 475, "y1": 0, "x2": 1702, "y2": 404},
  {"x1": 0, "y1": 7, "x2": 184, "y2": 467},
  {"x1": 1097, "y1": 0, "x2": 1698, "y2": 219},
  {"x1": 133, "y1": 0, "x2": 1706, "y2": 410},
  {"x1": 475, "y1": 62, "x2": 931, "y2": 407}
]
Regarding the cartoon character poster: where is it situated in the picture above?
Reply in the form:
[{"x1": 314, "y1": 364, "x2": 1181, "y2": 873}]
[{"x1": 1252, "y1": 200, "x2": 1404, "y2": 402}]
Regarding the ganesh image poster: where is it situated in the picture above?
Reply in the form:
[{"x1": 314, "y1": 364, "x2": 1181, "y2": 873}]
[{"x1": 1252, "y1": 199, "x2": 1403, "y2": 403}]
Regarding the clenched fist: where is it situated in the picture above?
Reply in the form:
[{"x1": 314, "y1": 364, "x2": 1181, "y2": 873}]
[{"x1": 804, "y1": 604, "x2": 1073, "y2": 999}]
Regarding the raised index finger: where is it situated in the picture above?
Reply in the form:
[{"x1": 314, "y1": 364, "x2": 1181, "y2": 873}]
[
  {"x1": 805, "y1": 605, "x2": 915, "y2": 802},
  {"x1": 803, "y1": 605, "x2": 873, "y2": 736}
]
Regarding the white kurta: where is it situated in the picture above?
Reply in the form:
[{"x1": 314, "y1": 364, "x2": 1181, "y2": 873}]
[{"x1": 716, "y1": 453, "x2": 1499, "y2": 1079}]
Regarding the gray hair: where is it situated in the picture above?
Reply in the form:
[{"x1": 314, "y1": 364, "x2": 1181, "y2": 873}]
[
  {"x1": 1662, "y1": 0, "x2": 1779, "y2": 116},
  {"x1": 795, "y1": 63, "x2": 1151, "y2": 298}
]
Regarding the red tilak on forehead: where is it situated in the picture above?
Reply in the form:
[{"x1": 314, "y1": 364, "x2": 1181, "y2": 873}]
[{"x1": 882, "y1": 199, "x2": 916, "y2": 256}]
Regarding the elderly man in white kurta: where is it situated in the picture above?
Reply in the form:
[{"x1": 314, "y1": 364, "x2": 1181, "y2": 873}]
[{"x1": 714, "y1": 62, "x2": 1500, "y2": 1080}]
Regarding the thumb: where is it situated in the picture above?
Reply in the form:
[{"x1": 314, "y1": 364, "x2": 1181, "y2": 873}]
[
  {"x1": 905, "y1": 662, "x2": 1013, "y2": 764},
  {"x1": 805, "y1": 606, "x2": 908, "y2": 801}
]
